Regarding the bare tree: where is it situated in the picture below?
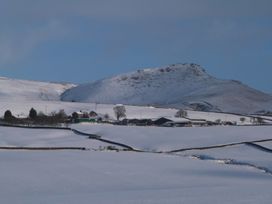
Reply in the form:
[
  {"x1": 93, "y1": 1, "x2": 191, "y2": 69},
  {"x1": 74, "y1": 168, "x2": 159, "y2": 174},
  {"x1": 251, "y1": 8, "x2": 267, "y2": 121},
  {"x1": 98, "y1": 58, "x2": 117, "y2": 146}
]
[
  {"x1": 175, "y1": 109, "x2": 188, "y2": 118},
  {"x1": 215, "y1": 119, "x2": 221, "y2": 124},
  {"x1": 113, "y1": 105, "x2": 126, "y2": 121}
]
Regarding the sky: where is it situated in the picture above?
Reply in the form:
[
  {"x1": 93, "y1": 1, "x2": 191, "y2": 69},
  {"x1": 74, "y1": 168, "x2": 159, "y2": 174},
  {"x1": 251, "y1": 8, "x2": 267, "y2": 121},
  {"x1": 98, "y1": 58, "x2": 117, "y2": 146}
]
[{"x1": 0, "y1": 0, "x2": 271, "y2": 93}]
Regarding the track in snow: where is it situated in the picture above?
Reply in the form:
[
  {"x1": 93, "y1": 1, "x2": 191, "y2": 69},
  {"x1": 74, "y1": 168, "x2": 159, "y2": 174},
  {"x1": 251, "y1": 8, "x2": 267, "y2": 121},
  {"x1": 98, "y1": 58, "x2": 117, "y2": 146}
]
[{"x1": 188, "y1": 154, "x2": 272, "y2": 176}]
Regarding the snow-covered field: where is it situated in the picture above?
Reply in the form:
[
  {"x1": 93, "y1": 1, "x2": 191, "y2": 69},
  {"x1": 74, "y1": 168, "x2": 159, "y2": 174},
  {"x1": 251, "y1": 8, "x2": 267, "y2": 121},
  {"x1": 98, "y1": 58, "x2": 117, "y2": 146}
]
[
  {"x1": 0, "y1": 124, "x2": 272, "y2": 203},
  {"x1": 2, "y1": 150, "x2": 272, "y2": 204},
  {"x1": 0, "y1": 100, "x2": 176, "y2": 119},
  {"x1": 0, "y1": 126, "x2": 105, "y2": 149},
  {"x1": 1, "y1": 150, "x2": 272, "y2": 204},
  {"x1": 260, "y1": 141, "x2": 272, "y2": 149},
  {"x1": 0, "y1": 100, "x2": 266, "y2": 125},
  {"x1": 72, "y1": 124, "x2": 272, "y2": 151}
]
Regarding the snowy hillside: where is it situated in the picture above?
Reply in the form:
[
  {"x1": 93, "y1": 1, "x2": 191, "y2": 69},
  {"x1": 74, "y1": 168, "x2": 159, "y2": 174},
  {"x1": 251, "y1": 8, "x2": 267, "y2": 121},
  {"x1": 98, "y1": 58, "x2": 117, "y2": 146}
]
[
  {"x1": 61, "y1": 63, "x2": 272, "y2": 114},
  {"x1": 0, "y1": 77, "x2": 74, "y2": 101}
]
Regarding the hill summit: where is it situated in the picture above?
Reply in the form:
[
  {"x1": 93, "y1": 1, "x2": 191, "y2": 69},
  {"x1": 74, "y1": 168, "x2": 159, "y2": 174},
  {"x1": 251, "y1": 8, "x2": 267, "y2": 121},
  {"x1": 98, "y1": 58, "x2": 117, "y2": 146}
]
[{"x1": 61, "y1": 63, "x2": 272, "y2": 114}]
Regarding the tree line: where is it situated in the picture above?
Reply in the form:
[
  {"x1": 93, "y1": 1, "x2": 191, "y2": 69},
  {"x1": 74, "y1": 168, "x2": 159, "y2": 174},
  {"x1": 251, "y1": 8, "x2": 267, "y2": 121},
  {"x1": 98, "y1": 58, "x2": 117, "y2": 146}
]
[{"x1": 2, "y1": 108, "x2": 68, "y2": 125}]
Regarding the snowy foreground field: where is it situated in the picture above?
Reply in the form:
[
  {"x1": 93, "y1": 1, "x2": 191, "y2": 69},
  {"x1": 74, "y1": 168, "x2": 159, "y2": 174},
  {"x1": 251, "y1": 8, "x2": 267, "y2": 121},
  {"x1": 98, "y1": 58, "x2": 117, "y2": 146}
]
[{"x1": 0, "y1": 125, "x2": 272, "y2": 204}]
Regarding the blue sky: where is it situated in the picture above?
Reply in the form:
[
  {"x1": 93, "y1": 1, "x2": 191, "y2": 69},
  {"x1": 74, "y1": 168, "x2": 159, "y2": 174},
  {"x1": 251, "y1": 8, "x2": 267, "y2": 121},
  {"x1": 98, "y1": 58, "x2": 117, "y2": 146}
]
[{"x1": 0, "y1": 0, "x2": 271, "y2": 93}]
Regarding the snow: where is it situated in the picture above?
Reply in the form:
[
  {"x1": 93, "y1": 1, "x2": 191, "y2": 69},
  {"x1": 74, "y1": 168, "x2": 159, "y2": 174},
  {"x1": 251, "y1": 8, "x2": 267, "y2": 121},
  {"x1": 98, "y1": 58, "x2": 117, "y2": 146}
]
[
  {"x1": 177, "y1": 144, "x2": 272, "y2": 171},
  {"x1": 0, "y1": 77, "x2": 74, "y2": 101},
  {"x1": 0, "y1": 70, "x2": 272, "y2": 203},
  {"x1": 72, "y1": 124, "x2": 272, "y2": 151},
  {"x1": 1, "y1": 151, "x2": 272, "y2": 204},
  {"x1": 0, "y1": 100, "x2": 166, "y2": 118},
  {"x1": 1, "y1": 123, "x2": 272, "y2": 203},
  {"x1": 1, "y1": 65, "x2": 272, "y2": 119},
  {"x1": 0, "y1": 100, "x2": 178, "y2": 119},
  {"x1": 0, "y1": 126, "x2": 106, "y2": 149},
  {"x1": 259, "y1": 141, "x2": 272, "y2": 149},
  {"x1": 61, "y1": 63, "x2": 272, "y2": 114},
  {"x1": 0, "y1": 99, "x2": 264, "y2": 126}
]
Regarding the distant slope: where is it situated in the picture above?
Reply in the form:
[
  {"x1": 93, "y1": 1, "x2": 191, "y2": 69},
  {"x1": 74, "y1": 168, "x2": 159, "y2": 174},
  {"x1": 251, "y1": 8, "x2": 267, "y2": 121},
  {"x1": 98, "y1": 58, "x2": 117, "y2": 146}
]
[
  {"x1": 61, "y1": 63, "x2": 272, "y2": 114},
  {"x1": 0, "y1": 77, "x2": 75, "y2": 101}
]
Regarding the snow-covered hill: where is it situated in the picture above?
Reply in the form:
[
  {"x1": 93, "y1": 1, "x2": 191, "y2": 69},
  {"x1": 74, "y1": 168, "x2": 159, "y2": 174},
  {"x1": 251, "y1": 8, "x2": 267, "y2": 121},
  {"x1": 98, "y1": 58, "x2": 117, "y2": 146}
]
[
  {"x1": 61, "y1": 63, "x2": 272, "y2": 114},
  {"x1": 0, "y1": 77, "x2": 75, "y2": 101}
]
